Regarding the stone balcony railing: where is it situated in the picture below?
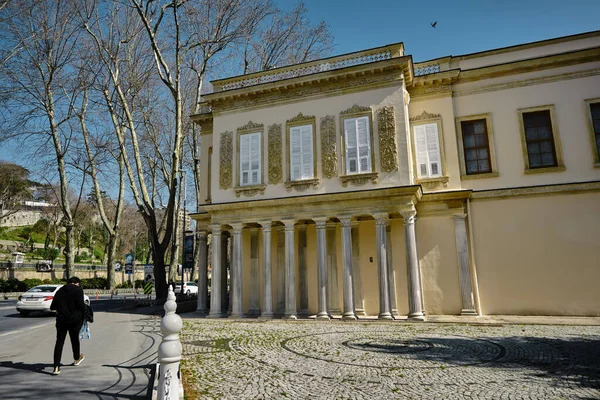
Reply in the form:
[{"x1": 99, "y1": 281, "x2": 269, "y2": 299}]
[{"x1": 213, "y1": 43, "x2": 405, "y2": 92}]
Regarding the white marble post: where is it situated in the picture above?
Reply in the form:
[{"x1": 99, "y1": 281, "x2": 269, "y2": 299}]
[
  {"x1": 157, "y1": 285, "x2": 182, "y2": 400},
  {"x1": 220, "y1": 232, "x2": 229, "y2": 315},
  {"x1": 196, "y1": 231, "x2": 208, "y2": 315},
  {"x1": 276, "y1": 227, "x2": 286, "y2": 315},
  {"x1": 314, "y1": 218, "x2": 329, "y2": 320},
  {"x1": 208, "y1": 225, "x2": 221, "y2": 318},
  {"x1": 326, "y1": 222, "x2": 341, "y2": 316},
  {"x1": 249, "y1": 228, "x2": 260, "y2": 316},
  {"x1": 386, "y1": 223, "x2": 399, "y2": 318},
  {"x1": 453, "y1": 214, "x2": 478, "y2": 316},
  {"x1": 402, "y1": 210, "x2": 425, "y2": 321},
  {"x1": 340, "y1": 217, "x2": 356, "y2": 320},
  {"x1": 282, "y1": 220, "x2": 297, "y2": 319},
  {"x1": 297, "y1": 225, "x2": 309, "y2": 316},
  {"x1": 259, "y1": 222, "x2": 273, "y2": 319},
  {"x1": 230, "y1": 224, "x2": 243, "y2": 318},
  {"x1": 351, "y1": 222, "x2": 365, "y2": 316},
  {"x1": 374, "y1": 213, "x2": 392, "y2": 320}
]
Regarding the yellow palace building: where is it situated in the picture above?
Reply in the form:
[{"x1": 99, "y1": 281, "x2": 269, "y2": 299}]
[{"x1": 190, "y1": 31, "x2": 600, "y2": 320}]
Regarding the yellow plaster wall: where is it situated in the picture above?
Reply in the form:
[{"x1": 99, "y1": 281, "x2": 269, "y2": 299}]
[
  {"x1": 416, "y1": 216, "x2": 462, "y2": 315},
  {"x1": 471, "y1": 192, "x2": 600, "y2": 316}
]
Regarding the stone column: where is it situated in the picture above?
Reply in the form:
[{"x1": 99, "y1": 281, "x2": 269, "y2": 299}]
[
  {"x1": 230, "y1": 224, "x2": 243, "y2": 318},
  {"x1": 297, "y1": 225, "x2": 309, "y2": 316},
  {"x1": 453, "y1": 214, "x2": 477, "y2": 315},
  {"x1": 374, "y1": 213, "x2": 392, "y2": 320},
  {"x1": 276, "y1": 227, "x2": 286, "y2": 315},
  {"x1": 314, "y1": 218, "x2": 329, "y2": 320},
  {"x1": 220, "y1": 232, "x2": 229, "y2": 315},
  {"x1": 351, "y1": 222, "x2": 365, "y2": 316},
  {"x1": 326, "y1": 222, "x2": 340, "y2": 315},
  {"x1": 340, "y1": 217, "x2": 356, "y2": 320},
  {"x1": 259, "y1": 222, "x2": 273, "y2": 319},
  {"x1": 402, "y1": 210, "x2": 425, "y2": 321},
  {"x1": 248, "y1": 228, "x2": 260, "y2": 316},
  {"x1": 208, "y1": 224, "x2": 222, "y2": 318},
  {"x1": 386, "y1": 223, "x2": 399, "y2": 318},
  {"x1": 282, "y1": 220, "x2": 297, "y2": 319},
  {"x1": 196, "y1": 230, "x2": 209, "y2": 314}
]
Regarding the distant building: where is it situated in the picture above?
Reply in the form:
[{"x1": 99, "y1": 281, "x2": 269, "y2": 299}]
[{"x1": 191, "y1": 31, "x2": 600, "y2": 318}]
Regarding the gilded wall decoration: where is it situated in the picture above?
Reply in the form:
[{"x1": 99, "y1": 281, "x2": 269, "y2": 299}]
[
  {"x1": 377, "y1": 106, "x2": 398, "y2": 172},
  {"x1": 320, "y1": 115, "x2": 337, "y2": 179},
  {"x1": 268, "y1": 124, "x2": 283, "y2": 184},
  {"x1": 219, "y1": 131, "x2": 233, "y2": 190},
  {"x1": 409, "y1": 110, "x2": 441, "y2": 122},
  {"x1": 237, "y1": 121, "x2": 264, "y2": 132},
  {"x1": 287, "y1": 112, "x2": 315, "y2": 123},
  {"x1": 340, "y1": 104, "x2": 371, "y2": 116}
]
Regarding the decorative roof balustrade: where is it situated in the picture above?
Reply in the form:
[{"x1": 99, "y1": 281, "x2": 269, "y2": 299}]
[
  {"x1": 413, "y1": 62, "x2": 440, "y2": 76},
  {"x1": 213, "y1": 43, "x2": 405, "y2": 92}
]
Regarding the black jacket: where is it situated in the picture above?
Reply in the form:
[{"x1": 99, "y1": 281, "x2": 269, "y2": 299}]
[{"x1": 50, "y1": 284, "x2": 85, "y2": 325}]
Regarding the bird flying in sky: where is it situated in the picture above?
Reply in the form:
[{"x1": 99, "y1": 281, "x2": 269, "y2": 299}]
[{"x1": 431, "y1": 21, "x2": 437, "y2": 28}]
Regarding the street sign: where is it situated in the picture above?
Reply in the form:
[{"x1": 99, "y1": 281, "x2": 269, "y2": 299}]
[
  {"x1": 144, "y1": 264, "x2": 154, "y2": 282},
  {"x1": 125, "y1": 253, "x2": 134, "y2": 275},
  {"x1": 183, "y1": 233, "x2": 194, "y2": 270}
]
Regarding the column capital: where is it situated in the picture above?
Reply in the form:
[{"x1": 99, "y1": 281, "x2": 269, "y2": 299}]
[
  {"x1": 197, "y1": 230, "x2": 208, "y2": 240},
  {"x1": 453, "y1": 213, "x2": 467, "y2": 221},
  {"x1": 401, "y1": 209, "x2": 417, "y2": 224},
  {"x1": 231, "y1": 223, "x2": 244, "y2": 235},
  {"x1": 258, "y1": 221, "x2": 272, "y2": 233},
  {"x1": 339, "y1": 216, "x2": 353, "y2": 228},
  {"x1": 281, "y1": 219, "x2": 296, "y2": 231},
  {"x1": 372, "y1": 212, "x2": 389, "y2": 226},
  {"x1": 209, "y1": 224, "x2": 222, "y2": 234},
  {"x1": 314, "y1": 218, "x2": 328, "y2": 229}
]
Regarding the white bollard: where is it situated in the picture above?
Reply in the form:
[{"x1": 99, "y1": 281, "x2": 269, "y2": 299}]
[{"x1": 157, "y1": 285, "x2": 183, "y2": 400}]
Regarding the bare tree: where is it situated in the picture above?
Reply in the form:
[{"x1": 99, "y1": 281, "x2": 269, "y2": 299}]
[{"x1": 0, "y1": 162, "x2": 32, "y2": 223}]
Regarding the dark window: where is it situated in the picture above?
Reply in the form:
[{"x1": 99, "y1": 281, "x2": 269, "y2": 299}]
[
  {"x1": 522, "y1": 110, "x2": 557, "y2": 168},
  {"x1": 461, "y1": 119, "x2": 491, "y2": 174},
  {"x1": 591, "y1": 103, "x2": 600, "y2": 158}
]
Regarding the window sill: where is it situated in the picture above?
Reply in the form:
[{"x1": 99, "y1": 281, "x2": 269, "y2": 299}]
[
  {"x1": 524, "y1": 165, "x2": 566, "y2": 175},
  {"x1": 234, "y1": 184, "x2": 266, "y2": 198},
  {"x1": 460, "y1": 171, "x2": 499, "y2": 180},
  {"x1": 416, "y1": 176, "x2": 449, "y2": 190},
  {"x1": 340, "y1": 172, "x2": 378, "y2": 188},
  {"x1": 284, "y1": 178, "x2": 320, "y2": 192}
]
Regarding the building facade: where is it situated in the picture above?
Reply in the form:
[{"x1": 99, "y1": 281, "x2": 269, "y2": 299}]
[{"x1": 191, "y1": 31, "x2": 600, "y2": 319}]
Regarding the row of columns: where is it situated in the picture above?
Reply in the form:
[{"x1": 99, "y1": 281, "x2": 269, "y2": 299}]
[{"x1": 196, "y1": 210, "x2": 476, "y2": 319}]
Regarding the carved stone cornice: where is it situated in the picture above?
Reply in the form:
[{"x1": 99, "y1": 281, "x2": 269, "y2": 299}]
[
  {"x1": 340, "y1": 104, "x2": 371, "y2": 116},
  {"x1": 234, "y1": 184, "x2": 266, "y2": 198},
  {"x1": 377, "y1": 106, "x2": 398, "y2": 172},
  {"x1": 284, "y1": 178, "x2": 320, "y2": 192},
  {"x1": 219, "y1": 131, "x2": 233, "y2": 190},
  {"x1": 286, "y1": 112, "x2": 315, "y2": 124},
  {"x1": 267, "y1": 124, "x2": 283, "y2": 185},
  {"x1": 237, "y1": 121, "x2": 264, "y2": 133},
  {"x1": 417, "y1": 176, "x2": 450, "y2": 190},
  {"x1": 320, "y1": 115, "x2": 337, "y2": 179},
  {"x1": 408, "y1": 85, "x2": 452, "y2": 98},
  {"x1": 410, "y1": 110, "x2": 441, "y2": 122},
  {"x1": 339, "y1": 172, "x2": 378, "y2": 188}
]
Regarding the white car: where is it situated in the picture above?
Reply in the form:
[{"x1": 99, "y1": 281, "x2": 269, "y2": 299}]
[
  {"x1": 174, "y1": 281, "x2": 198, "y2": 296},
  {"x1": 16, "y1": 284, "x2": 90, "y2": 317}
]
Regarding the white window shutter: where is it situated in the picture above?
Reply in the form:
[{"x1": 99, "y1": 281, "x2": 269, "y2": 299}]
[
  {"x1": 357, "y1": 117, "x2": 371, "y2": 173},
  {"x1": 301, "y1": 125, "x2": 313, "y2": 179},
  {"x1": 290, "y1": 127, "x2": 302, "y2": 181},
  {"x1": 414, "y1": 125, "x2": 429, "y2": 178},
  {"x1": 425, "y1": 123, "x2": 441, "y2": 177},
  {"x1": 345, "y1": 119, "x2": 358, "y2": 174}
]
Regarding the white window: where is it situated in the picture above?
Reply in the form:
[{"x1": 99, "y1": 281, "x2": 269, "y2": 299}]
[
  {"x1": 289, "y1": 124, "x2": 314, "y2": 181},
  {"x1": 239, "y1": 132, "x2": 261, "y2": 186},
  {"x1": 344, "y1": 116, "x2": 371, "y2": 174},
  {"x1": 413, "y1": 123, "x2": 442, "y2": 178}
]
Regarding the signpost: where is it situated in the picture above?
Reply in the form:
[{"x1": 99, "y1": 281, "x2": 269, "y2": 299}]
[
  {"x1": 124, "y1": 253, "x2": 134, "y2": 275},
  {"x1": 144, "y1": 264, "x2": 154, "y2": 297}
]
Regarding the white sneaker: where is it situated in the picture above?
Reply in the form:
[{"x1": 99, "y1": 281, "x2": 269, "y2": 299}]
[
  {"x1": 52, "y1": 366, "x2": 60, "y2": 375},
  {"x1": 74, "y1": 354, "x2": 85, "y2": 366}
]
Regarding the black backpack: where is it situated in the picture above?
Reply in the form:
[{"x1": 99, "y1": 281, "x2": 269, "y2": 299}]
[{"x1": 84, "y1": 303, "x2": 94, "y2": 323}]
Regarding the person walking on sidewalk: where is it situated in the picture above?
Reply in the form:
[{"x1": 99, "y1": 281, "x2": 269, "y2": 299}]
[{"x1": 50, "y1": 276, "x2": 86, "y2": 375}]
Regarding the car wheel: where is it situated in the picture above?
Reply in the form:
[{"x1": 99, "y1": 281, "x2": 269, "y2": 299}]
[
  {"x1": 186, "y1": 290, "x2": 191, "y2": 296},
  {"x1": 19, "y1": 310, "x2": 30, "y2": 317}
]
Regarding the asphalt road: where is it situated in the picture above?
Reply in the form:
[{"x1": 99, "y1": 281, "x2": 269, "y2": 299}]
[{"x1": 0, "y1": 297, "x2": 162, "y2": 399}]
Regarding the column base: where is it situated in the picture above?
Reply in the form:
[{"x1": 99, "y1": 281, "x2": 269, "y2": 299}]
[
  {"x1": 258, "y1": 312, "x2": 274, "y2": 320},
  {"x1": 378, "y1": 312, "x2": 393, "y2": 320},
  {"x1": 229, "y1": 312, "x2": 244, "y2": 319},
  {"x1": 408, "y1": 312, "x2": 425, "y2": 321},
  {"x1": 316, "y1": 312, "x2": 330, "y2": 320},
  {"x1": 283, "y1": 314, "x2": 297, "y2": 320},
  {"x1": 342, "y1": 313, "x2": 357, "y2": 321},
  {"x1": 354, "y1": 308, "x2": 366, "y2": 316},
  {"x1": 460, "y1": 309, "x2": 478, "y2": 316},
  {"x1": 207, "y1": 312, "x2": 222, "y2": 319},
  {"x1": 392, "y1": 309, "x2": 400, "y2": 317}
]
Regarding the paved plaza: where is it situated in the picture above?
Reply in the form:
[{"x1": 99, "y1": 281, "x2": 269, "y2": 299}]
[{"x1": 180, "y1": 319, "x2": 600, "y2": 400}]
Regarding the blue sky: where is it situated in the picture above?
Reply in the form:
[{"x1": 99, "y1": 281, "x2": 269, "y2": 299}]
[{"x1": 282, "y1": 0, "x2": 600, "y2": 61}]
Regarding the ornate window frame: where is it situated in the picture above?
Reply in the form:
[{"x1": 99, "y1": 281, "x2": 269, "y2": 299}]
[
  {"x1": 455, "y1": 113, "x2": 499, "y2": 180},
  {"x1": 235, "y1": 121, "x2": 266, "y2": 198},
  {"x1": 517, "y1": 105, "x2": 565, "y2": 174},
  {"x1": 285, "y1": 113, "x2": 320, "y2": 192},
  {"x1": 583, "y1": 98, "x2": 600, "y2": 167},
  {"x1": 339, "y1": 104, "x2": 378, "y2": 187},
  {"x1": 409, "y1": 110, "x2": 449, "y2": 189}
]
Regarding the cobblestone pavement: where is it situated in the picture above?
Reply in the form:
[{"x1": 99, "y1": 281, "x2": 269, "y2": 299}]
[{"x1": 180, "y1": 320, "x2": 600, "y2": 400}]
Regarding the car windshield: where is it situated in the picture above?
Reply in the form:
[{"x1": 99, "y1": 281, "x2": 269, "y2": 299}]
[{"x1": 27, "y1": 286, "x2": 58, "y2": 293}]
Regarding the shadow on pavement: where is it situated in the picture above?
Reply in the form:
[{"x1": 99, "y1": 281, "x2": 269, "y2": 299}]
[{"x1": 0, "y1": 361, "x2": 54, "y2": 375}]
